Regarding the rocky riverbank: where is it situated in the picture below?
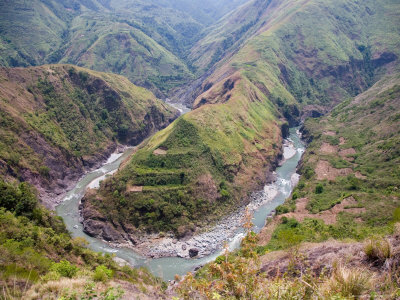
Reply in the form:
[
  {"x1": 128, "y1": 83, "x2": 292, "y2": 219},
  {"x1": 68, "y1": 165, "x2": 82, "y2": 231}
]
[{"x1": 41, "y1": 142, "x2": 124, "y2": 210}]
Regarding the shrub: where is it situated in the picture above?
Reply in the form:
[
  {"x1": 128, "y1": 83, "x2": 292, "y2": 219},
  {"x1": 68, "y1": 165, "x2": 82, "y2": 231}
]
[
  {"x1": 327, "y1": 265, "x2": 371, "y2": 298},
  {"x1": 303, "y1": 166, "x2": 315, "y2": 179},
  {"x1": 93, "y1": 265, "x2": 113, "y2": 282},
  {"x1": 39, "y1": 165, "x2": 51, "y2": 178},
  {"x1": 0, "y1": 180, "x2": 37, "y2": 216},
  {"x1": 297, "y1": 181, "x2": 305, "y2": 190},
  {"x1": 364, "y1": 237, "x2": 392, "y2": 262},
  {"x1": 275, "y1": 205, "x2": 289, "y2": 215},
  {"x1": 41, "y1": 271, "x2": 61, "y2": 282},
  {"x1": 51, "y1": 260, "x2": 78, "y2": 278},
  {"x1": 315, "y1": 183, "x2": 324, "y2": 194}
]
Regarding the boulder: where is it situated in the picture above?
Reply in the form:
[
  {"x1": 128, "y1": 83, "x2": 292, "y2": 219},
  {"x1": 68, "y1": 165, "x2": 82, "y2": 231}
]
[{"x1": 189, "y1": 248, "x2": 199, "y2": 258}]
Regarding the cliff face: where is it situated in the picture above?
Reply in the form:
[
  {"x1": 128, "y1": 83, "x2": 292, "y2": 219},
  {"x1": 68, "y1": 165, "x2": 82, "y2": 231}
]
[{"x1": 0, "y1": 65, "x2": 179, "y2": 208}]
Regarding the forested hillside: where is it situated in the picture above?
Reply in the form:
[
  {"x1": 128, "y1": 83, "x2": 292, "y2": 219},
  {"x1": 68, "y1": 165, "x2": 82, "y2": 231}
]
[{"x1": 0, "y1": 179, "x2": 167, "y2": 299}]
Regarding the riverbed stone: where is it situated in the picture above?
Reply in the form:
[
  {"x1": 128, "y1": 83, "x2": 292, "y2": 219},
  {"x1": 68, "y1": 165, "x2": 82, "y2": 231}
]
[{"x1": 189, "y1": 248, "x2": 199, "y2": 258}]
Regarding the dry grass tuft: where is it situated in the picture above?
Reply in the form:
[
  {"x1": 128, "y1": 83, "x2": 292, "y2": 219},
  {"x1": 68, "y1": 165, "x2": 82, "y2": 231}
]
[
  {"x1": 364, "y1": 237, "x2": 392, "y2": 263},
  {"x1": 23, "y1": 277, "x2": 91, "y2": 300},
  {"x1": 324, "y1": 265, "x2": 372, "y2": 298}
]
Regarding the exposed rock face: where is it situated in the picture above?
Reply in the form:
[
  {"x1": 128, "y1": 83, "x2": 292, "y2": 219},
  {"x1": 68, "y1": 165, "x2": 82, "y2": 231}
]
[{"x1": 80, "y1": 194, "x2": 139, "y2": 244}]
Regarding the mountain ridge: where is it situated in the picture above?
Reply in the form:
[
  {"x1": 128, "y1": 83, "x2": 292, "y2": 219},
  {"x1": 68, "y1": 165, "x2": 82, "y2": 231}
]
[{"x1": 0, "y1": 0, "x2": 248, "y2": 97}]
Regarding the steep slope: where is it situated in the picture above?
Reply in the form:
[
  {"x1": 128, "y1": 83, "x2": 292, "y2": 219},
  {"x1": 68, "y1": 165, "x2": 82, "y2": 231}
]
[
  {"x1": 181, "y1": 0, "x2": 400, "y2": 109},
  {"x1": 0, "y1": 0, "x2": 248, "y2": 96},
  {"x1": 81, "y1": 87, "x2": 283, "y2": 240},
  {"x1": 188, "y1": 0, "x2": 272, "y2": 74},
  {"x1": 267, "y1": 74, "x2": 400, "y2": 245},
  {"x1": 0, "y1": 0, "x2": 196, "y2": 96},
  {"x1": 81, "y1": 0, "x2": 399, "y2": 244},
  {"x1": 60, "y1": 12, "x2": 193, "y2": 95},
  {"x1": 144, "y1": 0, "x2": 249, "y2": 27},
  {"x1": 0, "y1": 65, "x2": 178, "y2": 207}
]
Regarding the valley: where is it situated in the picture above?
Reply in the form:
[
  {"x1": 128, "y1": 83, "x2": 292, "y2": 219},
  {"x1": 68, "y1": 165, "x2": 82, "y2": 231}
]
[
  {"x1": 57, "y1": 127, "x2": 304, "y2": 281},
  {"x1": 0, "y1": 0, "x2": 399, "y2": 298}
]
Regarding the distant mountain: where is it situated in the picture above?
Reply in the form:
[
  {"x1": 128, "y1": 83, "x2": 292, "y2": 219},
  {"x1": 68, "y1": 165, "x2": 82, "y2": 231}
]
[
  {"x1": 0, "y1": 0, "x2": 247, "y2": 96},
  {"x1": 183, "y1": 0, "x2": 400, "y2": 108},
  {"x1": 0, "y1": 64, "x2": 178, "y2": 207}
]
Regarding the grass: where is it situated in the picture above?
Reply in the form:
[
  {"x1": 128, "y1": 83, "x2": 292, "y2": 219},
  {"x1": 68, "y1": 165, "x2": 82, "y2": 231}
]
[
  {"x1": 0, "y1": 0, "x2": 247, "y2": 96},
  {"x1": 177, "y1": 225, "x2": 396, "y2": 299},
  {"x1": 192, "y1": 0, "x2": 400, "y2": 115},
  {"x1": 326, "y1": 265, "x2": 372, "y2": 298},
  {"x1": 364, "y1": 237, "x2": 392, "y2": 263},
  {"x1": 85, "y1": 0, "x2": 400, "y2": 238}
]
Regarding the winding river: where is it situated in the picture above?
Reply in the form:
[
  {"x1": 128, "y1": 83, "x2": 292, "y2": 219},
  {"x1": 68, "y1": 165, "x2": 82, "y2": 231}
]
[{"x1": 56, "y1": 127, "x2": 304, "y2": 281}]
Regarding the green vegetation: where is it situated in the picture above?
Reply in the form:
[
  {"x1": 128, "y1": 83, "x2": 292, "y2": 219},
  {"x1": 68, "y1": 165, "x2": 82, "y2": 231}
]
[
  {"x1": 0, "y1": 64, "x2": 177, "y2": 203},
  {"x1": 262, "y1": 75, "x2": 400, "y2": 254},
  {"x1": 0, "y1": 0, "x2": 247, "y2": 96},
  {"x1": 84, "y1": 77, "x2": 283, "y2": 235},
  {"x1": 1, "y1": 0, "x2": 400, "y2": 297},
  {"x1": 84, "y1": 0, "x2": 400, "y2": 239},
  {"x1": 0, "y1": 179, "x2": 163, "y2": 299},
  {"x1": 364, "y1": 237, "x2": 392, "y2": 263},
  {"x1": 192, "y1": 0, "x2": 400, "y2": 110},
  {"x1": 177, "y1": 214, "x2": 400, "y2": 299},
  {"x1": 178, "y1": 73, "x2": 400, "y2": 299}
]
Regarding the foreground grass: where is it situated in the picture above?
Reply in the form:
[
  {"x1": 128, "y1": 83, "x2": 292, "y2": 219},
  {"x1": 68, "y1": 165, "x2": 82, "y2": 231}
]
[
  {"x1": 177, "y1": 214, "x2": 400, "y2": 299},
  {"x1": 0, "y1": 180, "x2": 164, "y2": 299}
]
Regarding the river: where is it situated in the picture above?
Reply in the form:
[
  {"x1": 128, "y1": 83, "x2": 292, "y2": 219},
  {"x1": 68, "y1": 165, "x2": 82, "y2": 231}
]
[{"x1": 56, "y1": 127, "x2": 304, "y2": 281}]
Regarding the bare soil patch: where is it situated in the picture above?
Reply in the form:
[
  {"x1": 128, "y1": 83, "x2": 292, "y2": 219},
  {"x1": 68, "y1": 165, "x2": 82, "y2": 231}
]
[
  {"x1": 315, "y1": 160, "x2": 352, "y2": 181},
  {"x1": 320, "y1": 142, "x2": 338, "y2": 154},
  {"x1": 323, "y1": 131, "x2": 336, "y2": 136},
  {"x1": 281, "y1": 197, "x2": 365, "y2": 225},
  {"x1": 194, "y1": 173, "x2": 219, "y2": 202},
  {"x1": 153, "y1": 148, "x2": 167, "y2": 155},
  {"x1": 127, "y1": 185, "x2": 143, "y2": 192},
  {"x1": 339, "y1": 137, "x2": 346, "y2": 145},
  {"x1": 339, "y1": 148, "x2": 356, "y2": 157},
  {"x1": 355, "y1": 171, "x2": 367, "y2": 179}
]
